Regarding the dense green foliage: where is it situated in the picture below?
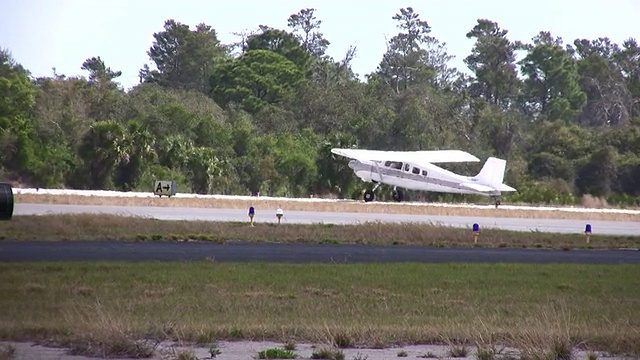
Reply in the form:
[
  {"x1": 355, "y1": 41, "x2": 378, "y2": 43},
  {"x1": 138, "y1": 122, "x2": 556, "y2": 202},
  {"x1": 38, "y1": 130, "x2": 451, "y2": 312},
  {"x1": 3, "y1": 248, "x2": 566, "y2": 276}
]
[{"x1": 1, "y1": 8, "x2": 639, "y2": 205}]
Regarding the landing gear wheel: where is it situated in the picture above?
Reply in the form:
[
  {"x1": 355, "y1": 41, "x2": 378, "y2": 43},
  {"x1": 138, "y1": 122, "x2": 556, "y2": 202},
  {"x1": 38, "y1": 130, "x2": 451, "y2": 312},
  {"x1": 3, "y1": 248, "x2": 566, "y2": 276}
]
[
  {"x1": 492, "y1": 196, "x2": 501, "y2": 209},
  {"x1": 364, "y1": 190, "x2": 375, "y2": 202},
  {"x1": 392, "y1": 189, "x2": 404, "y2": 202}
]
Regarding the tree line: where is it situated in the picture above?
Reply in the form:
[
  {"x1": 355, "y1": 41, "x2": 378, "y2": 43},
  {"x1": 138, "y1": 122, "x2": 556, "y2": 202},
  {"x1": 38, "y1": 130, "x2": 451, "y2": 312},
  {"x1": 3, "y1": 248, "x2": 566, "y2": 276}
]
[{"x1": 1, "y1": 7, "x2": 639, "y2": 206}]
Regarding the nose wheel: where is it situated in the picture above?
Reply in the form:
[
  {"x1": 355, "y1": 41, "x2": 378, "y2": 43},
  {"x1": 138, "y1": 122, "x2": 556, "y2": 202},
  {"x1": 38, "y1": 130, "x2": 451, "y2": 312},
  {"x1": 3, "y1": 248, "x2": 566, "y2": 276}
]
[
  {"x1": 363, "y1": 182, "x2": 380, "y2": 202},
  {"x1": 364, "y1": 189, "x2": 375, "y2": 202}
]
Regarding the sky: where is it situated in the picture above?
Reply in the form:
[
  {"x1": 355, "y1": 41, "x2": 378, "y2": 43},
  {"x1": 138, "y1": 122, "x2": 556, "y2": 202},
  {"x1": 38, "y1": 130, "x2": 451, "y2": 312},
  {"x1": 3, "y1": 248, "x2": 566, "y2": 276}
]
[{"x1": 1, "y1": 0, "x2": 639, "y2": 91}]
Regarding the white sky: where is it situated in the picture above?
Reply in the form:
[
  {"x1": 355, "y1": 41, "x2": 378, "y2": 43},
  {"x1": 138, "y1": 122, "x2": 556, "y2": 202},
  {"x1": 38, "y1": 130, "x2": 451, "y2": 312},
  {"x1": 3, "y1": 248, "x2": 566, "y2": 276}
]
[{"x1": 1, "y1": 0, "x2": 638, "y2": 90}]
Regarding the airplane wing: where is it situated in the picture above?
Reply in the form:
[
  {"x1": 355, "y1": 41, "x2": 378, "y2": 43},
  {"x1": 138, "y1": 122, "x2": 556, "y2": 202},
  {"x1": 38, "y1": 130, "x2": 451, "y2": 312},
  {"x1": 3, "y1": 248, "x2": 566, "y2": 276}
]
[{"x1": 330, "y1": 148, "x2": 480, "y2": 163}]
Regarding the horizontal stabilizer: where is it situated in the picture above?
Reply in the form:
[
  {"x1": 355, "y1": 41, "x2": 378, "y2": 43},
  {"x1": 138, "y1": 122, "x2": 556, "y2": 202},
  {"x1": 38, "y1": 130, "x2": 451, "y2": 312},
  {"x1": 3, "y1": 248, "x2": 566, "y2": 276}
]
[
  {"x1": 459, "y1": 182, "x2": 496, "y2": 193},
  {"x1": 331, "y1": 148, "x2": 480, "y2": 163},
  {"x1": 498, "y1": 183, "x2": 517, "y2": 192}
]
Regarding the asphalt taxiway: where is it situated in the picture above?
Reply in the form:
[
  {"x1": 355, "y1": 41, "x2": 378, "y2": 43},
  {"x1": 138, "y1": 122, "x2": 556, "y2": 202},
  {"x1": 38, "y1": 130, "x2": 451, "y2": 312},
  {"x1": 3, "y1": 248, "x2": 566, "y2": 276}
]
[
  {"x1": 13, "y1": 203, "x2": 640, "y2": 236},
  {"x1": 1, "y1": 241, "x2": 639, "y2": 264}
]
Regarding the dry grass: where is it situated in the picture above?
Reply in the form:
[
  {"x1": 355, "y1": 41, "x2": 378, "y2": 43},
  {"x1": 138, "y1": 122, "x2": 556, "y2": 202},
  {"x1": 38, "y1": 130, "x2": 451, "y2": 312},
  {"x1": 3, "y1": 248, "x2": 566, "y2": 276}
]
[
  {"x1": 60, "y1": 307, "x2": 159, "y2": 359},
  {"x1": 14, "y1": 193, "x2": 640, "y2": 222},
  {"x1": 507, "y1": 305, "x2": 579, "y2": 360},
  {"x1": 0, "y1": 262, "x2": 638, "y2": 357},
  {"x1": 2, "y1": 214, "x2": 639, "y2": 249}
]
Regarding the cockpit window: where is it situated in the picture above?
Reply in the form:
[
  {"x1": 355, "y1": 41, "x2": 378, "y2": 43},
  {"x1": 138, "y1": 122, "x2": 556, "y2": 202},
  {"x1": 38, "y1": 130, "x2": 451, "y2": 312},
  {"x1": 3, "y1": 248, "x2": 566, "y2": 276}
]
[
  {"x1": 404, "y1": 163, "x2": 410, "y2": 171},
  {"x1": 422, "y1": 170, "x2": 428, "y2": 176},
  {"x1": 412, "y1": 167, "x2": 420, "y2": 174}
]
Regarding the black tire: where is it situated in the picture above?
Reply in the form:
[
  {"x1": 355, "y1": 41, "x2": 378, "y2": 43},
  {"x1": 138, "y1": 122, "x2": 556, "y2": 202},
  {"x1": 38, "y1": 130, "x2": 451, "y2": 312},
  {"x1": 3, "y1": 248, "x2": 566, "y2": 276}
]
[
  {"x1": 0, "y1": 183, "x2": 13, "y2": 221},
  {"x1": 364, "y1": 190, "x2": 375, "y2": 202},
  {"x1": 392, "y1": 189, "x2": 404, "y2": 202}
]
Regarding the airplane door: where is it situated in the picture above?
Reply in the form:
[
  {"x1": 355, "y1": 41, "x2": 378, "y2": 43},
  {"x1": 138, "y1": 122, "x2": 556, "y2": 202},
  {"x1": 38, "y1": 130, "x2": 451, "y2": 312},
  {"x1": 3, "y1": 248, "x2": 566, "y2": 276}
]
[{"x1": 402, "y1": 163, "x2": 410, "y2": 178}]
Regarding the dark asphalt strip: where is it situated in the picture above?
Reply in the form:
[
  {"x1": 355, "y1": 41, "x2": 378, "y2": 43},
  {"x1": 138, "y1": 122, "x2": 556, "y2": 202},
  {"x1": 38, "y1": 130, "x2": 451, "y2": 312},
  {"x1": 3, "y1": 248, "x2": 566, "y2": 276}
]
[{"x1": 0, "y1": 241, "x2": 639, "y2": 264}]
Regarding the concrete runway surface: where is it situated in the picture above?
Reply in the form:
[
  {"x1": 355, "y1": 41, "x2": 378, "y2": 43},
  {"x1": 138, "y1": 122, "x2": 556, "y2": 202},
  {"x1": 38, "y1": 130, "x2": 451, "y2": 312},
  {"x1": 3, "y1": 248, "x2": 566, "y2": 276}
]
[
  {"x1": 13, "y1": 203, "x2": 640, "y2": 235},
  {"x1": 1, "y1": 241, "x2": 639, "y2": 264}
]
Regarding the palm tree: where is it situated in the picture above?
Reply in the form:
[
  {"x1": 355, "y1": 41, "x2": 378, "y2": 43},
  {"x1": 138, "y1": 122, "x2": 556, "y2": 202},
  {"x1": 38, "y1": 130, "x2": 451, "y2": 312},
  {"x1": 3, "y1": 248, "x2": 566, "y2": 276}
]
[{"x1": 78, "y1": 120, "x2": 131, "y2": 189}]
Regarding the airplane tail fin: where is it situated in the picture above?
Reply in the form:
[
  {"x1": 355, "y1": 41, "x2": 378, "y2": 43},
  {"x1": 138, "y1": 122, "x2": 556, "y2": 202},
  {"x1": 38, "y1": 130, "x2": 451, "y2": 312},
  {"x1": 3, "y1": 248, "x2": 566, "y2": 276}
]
[{"x1": 473, "y1": 157, "x2": 515, "y2": 191}]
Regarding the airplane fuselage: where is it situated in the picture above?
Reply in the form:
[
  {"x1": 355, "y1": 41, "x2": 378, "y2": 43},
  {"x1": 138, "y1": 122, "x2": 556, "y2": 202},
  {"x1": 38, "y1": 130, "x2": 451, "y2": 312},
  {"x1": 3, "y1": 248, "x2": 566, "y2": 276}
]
[{"x1": 348, "y1": 159, "x2": 498, "y2": 197}]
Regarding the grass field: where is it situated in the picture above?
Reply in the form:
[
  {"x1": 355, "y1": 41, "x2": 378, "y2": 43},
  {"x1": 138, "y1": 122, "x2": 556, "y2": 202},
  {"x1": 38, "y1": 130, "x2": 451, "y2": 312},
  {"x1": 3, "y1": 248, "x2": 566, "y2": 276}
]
[
  {"x1": 0, "y1": 262, "x2": 638, "y2": 358},
  {"x1": 2, "y1": 214, "x2": 639, "y2": 249},
  {"x1": 15, "y1": 193, "x2": 640, "y2": 222}
]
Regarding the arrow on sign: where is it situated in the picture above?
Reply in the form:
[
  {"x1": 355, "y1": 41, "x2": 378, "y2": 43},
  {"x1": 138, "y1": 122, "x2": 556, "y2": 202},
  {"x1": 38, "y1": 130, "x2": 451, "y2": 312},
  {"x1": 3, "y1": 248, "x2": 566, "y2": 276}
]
[{"x1": 154, "y1": 181, "x2": 176, "y2": 197}]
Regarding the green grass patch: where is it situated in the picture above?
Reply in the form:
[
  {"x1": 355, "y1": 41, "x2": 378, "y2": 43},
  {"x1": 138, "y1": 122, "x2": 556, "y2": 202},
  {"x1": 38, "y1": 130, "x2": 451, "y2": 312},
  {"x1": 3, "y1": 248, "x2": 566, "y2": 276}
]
[
  {"x1": 311, "y1": 348, "x2": 345, "y2": 359},
  {"x1": 2, "y1": 214, "x2": 639, "y2": 250},
  {"x1": 0, "y1": 262, "x2": 638, "y2": 357},
  {"x1": 258, "y1": 347, "x2": 298, "y2": 358}
]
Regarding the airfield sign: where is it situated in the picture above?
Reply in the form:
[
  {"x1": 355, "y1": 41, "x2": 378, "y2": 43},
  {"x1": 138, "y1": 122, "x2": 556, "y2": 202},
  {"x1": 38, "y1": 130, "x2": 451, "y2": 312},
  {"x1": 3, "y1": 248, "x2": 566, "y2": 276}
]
[{"x1": 153, "y1": 181, "x2": 177, "y2": 197}]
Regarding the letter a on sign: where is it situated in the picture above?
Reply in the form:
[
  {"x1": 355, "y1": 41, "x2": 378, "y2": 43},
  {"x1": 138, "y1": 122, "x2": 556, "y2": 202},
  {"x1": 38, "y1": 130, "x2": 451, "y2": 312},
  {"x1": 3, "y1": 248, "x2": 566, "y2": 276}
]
[{"x1": 156, "y1": 182, "x2": 163, "y2": 193}]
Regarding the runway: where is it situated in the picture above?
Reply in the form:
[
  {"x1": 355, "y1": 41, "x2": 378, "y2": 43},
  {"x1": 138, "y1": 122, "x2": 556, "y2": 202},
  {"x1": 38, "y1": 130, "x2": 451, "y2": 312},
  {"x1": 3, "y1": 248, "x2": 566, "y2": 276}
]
[
  {"x1": 1, "y1": 241, "x2": 639, "y2": 264},
  {"x1": 13, "y1": 203, "x2": 640, "y2": 235}
]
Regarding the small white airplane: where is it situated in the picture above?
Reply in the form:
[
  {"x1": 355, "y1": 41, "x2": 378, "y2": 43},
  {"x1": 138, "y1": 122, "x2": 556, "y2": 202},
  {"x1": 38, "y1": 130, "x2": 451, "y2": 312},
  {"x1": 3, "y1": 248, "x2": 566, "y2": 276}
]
[{"x1": 330, "y1": 148, "x2": 517, "y2": 207}]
